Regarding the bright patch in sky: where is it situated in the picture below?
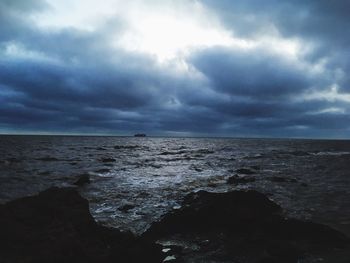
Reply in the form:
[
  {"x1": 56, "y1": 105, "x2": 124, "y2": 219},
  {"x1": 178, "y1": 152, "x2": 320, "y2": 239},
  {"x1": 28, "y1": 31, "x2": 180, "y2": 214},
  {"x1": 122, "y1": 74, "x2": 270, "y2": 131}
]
[
  {"x1": 117, "y1": 14, "x2": 234, "y2": 61},
  {"x1": 3, "y1": 42, "x2": 59, "y2": 64},
  {"x1": 34, "y1": 0, "x2": 119, "y2": 30},
  {"x1": 33, "y1": 0, "x2": 304, "y2": 63},
  {"x1": 304, "y1": 85, "x2": 350, "y2": 103}
]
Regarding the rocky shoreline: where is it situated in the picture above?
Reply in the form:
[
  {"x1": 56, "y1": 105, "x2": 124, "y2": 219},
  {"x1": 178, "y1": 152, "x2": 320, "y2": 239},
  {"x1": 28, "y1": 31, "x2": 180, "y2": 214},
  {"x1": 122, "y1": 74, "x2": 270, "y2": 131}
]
[
  {"x1": 0, "y1": 187, "x2": 349, "y2": 263},
  {"x1": 0, "y1": 187, "x2": 164, "y2": 263}
]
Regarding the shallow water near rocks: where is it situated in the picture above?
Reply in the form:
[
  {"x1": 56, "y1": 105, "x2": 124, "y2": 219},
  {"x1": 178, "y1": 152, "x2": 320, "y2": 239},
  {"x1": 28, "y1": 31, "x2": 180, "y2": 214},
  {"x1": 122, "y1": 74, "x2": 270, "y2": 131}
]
[{"x1": 1, "y1": 135, "x2": 350, "y2": 237}]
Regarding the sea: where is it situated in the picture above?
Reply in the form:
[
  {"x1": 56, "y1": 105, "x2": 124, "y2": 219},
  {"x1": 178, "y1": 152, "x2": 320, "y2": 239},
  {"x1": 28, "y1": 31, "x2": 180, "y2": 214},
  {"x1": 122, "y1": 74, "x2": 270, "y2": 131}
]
[{"x1": 1, "y1": 135, "x2": 350, "y2": 237}]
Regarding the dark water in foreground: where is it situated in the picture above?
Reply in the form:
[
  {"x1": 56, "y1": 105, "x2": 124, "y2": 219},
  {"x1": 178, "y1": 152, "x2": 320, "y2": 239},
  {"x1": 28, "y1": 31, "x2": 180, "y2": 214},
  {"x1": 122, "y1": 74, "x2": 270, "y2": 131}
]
[{"x1": 1, "y1": 136, "x2": 350, "y2": 236}]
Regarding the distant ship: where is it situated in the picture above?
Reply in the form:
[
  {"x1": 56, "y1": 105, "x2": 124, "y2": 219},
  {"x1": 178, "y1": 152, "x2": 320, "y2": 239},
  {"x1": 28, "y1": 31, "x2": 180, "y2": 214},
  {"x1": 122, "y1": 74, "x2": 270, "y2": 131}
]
[{"x1": 134, "y1": 133, "x2": 146, "y2": 137}]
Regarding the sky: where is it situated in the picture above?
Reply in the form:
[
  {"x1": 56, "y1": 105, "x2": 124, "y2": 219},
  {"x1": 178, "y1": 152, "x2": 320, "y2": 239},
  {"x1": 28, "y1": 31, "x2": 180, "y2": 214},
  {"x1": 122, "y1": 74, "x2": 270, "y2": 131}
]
[{"x1": 0, "y1": 0, "x2": 350, "y2": 138}]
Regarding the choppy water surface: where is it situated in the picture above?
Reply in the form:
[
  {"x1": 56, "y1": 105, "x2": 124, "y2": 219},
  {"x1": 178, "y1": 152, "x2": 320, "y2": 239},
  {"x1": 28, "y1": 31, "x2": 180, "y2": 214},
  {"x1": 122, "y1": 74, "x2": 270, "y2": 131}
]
[{"x1": 1, "y1": 136, "x2": 350, "y2": 236}]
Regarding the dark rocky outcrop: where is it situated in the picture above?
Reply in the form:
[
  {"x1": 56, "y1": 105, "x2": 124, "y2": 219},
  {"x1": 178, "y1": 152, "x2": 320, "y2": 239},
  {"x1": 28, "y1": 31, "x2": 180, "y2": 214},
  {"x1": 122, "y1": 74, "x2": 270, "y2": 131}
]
[
  {"x1": 0, "y1": 187, "x2": 164, "y2": 263},
  {"x1": 145, "y1": 190, "x2": 282, "y2": 237},
  {"x1": 144, "y1": 190, "x2": 349, "y2": 263},
  {"x1": 2, "y1": 187, "x2": 348, "y2": 263}
]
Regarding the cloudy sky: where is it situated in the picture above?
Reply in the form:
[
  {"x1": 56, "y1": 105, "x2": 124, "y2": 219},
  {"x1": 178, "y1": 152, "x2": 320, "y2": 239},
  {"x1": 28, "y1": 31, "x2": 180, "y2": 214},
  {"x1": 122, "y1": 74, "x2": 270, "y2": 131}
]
[{"x1": 1, "y1": 0, "x2": 349, "y2": 138}]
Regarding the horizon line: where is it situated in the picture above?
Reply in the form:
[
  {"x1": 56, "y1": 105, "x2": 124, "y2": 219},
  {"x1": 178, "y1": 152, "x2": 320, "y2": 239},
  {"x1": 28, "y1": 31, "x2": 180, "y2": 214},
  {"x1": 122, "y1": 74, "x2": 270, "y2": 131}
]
[{"x1": 0, "y1": 133, "x2": 349, "y2": 141}]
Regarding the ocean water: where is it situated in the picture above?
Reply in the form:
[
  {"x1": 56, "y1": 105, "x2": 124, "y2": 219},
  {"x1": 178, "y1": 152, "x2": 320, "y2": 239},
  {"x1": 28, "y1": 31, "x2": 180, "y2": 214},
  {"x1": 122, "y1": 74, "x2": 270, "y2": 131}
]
[{"x1": 1, "y1": 135, "x2": 350, "y2": 236}]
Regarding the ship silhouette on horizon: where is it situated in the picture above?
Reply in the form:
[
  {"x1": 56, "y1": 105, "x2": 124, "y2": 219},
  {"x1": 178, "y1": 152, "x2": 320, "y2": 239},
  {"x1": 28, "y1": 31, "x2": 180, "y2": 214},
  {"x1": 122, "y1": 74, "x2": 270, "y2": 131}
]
[{"x1": 134, "y1": 133, "x2": 146, "y2": 137}]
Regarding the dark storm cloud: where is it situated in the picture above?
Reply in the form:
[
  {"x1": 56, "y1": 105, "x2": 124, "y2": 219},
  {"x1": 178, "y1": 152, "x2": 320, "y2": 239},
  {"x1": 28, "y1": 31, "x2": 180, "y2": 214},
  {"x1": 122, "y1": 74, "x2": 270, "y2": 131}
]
[
  {"x1": 0, "y1": 58, "x2": 157, "y2": 109},
  {"x1": 200, "y1": 0, "x2": 350, "y2": 91},
  {"x1": 0, "y1": 0, "x2": 47, "y2": 41},
  {"x1": 0, "y1": 0, "x2": 349, "y2": 137},
  {"x1": 0, "y1": 1, "x2": 178, "y2": 133},
  {"x1": 0, "y1": 54, "x2": 177, "y2": 133},
  {"x1": 200, "y1": 0, "x2": 350, "y2": 45},
  {"x1": 189, "y1": 47, "x2": 317, "y2": 99},
  {"x1": 178, "y1": 86, "x2": 350, "y2": 136},
  {"x1": 182, "y1": 44, "x2": 342, "y2": 134}
]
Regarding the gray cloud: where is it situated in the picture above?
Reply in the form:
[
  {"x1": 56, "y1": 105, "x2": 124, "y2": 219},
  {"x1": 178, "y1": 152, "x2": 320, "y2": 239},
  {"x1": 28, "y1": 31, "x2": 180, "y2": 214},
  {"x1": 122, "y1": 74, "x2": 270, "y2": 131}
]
[
  {"x1": 201, "y1": 0, "x2": 350, "y2": 44},
  {"x1": 0, "y1": 0, "x2": 349, "y2": 137},
  {"x1": 200, "y1": 0, "x2": 350, "y2": 91},
  {"x1": 189, "y1": 47, "x2": 317, "y2": 99}
]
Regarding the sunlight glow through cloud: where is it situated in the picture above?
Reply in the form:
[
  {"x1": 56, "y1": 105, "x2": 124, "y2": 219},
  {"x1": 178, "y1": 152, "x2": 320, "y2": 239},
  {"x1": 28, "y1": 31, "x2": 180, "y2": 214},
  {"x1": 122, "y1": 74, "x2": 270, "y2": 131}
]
[
  {"x1": 303, "y1": 85, "x2": 350, "y2": 103},
  {"x1": 34, "y1": 0, "x2": 120, "y2": 30},
  {"x1": 33, "y1": 0, "x2": 306, "y2": 64},
  {"x1": 116, "y1": 14, "x2": 234, "y2": 61}
]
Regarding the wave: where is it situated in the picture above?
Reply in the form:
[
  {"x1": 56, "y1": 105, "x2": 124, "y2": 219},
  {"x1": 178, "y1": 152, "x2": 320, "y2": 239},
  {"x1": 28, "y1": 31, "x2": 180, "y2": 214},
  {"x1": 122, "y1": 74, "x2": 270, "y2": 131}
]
[{"x1": 311, "y1": 151, "x2": 350, "y2": 156}]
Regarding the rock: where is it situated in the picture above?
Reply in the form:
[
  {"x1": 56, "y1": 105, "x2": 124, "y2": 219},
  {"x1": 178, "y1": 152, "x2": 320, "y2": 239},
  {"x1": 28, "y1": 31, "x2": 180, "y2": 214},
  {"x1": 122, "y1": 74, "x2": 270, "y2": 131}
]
[
  {"x1": 163, "y1": 255, "x2": 177, "y2": 262},
  {"x1": 258, "y1": 256, "x2": 279, "y2": 263},
  {"x1": 144, "y1": 190, "x2": 282, "y2": 237},
  {"x1": 227, "y1": 175, "x2": 256, "y2": 184},
  {"x1": 0, "y1": 187, "x2": 164, "y2": 263},
  {"x1": 236, "y1": 168, "x2": 257, "y2": 175},
  {"x1": 74, "y1": 173, "x2": 91, "y2": 186},
  {"x1": 144, "y1": 190, "x2": 349, "y2": 263}
]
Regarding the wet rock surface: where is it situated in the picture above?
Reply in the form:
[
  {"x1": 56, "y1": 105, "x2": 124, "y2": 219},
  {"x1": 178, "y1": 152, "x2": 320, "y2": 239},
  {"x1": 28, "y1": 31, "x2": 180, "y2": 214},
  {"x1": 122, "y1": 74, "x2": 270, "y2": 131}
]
[
  {"x1": 0, "y1": 186, "x2": 349, "y2": 263},
  {"x1": 144, "y1": 190, "x2": 350, "y2": 263},
  {"x1": 0, "y1": 187, "x2": 164, "y2": 263}
]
